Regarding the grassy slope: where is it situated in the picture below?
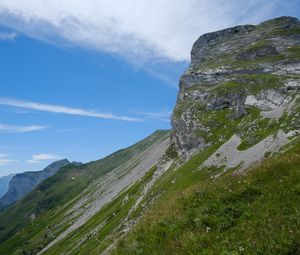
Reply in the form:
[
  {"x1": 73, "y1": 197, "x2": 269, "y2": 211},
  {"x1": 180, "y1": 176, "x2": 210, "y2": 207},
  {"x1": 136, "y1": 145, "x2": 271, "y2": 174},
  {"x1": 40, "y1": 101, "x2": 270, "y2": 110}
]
[
  {"x1": 40, "y1": 92, "x2": 298, "y2": 254},
  {"x1": 0, "y1": 130, "x2": 169, "y2": 255},
  {"x1": 112, "y1": 138, "x2": 300, "y2": 255},
  {"x1": 44, "y1": 166, "x2": 158, "y2": 255},
  {"x1": 50, "y1": 21, "x2": 300, "y2": 254}
]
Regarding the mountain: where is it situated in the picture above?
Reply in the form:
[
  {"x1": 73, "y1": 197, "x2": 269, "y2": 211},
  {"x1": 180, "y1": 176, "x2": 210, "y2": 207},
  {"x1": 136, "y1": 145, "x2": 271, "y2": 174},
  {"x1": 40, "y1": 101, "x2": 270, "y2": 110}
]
[
  {"x1": 0, "y1": 16, "x2": 299, "y2": 255},
  {"x1": 0, "y1": 130, "x2": 169, "y2": 254},
  {"x1": 111, "y1": 16, "x2": 300, "y2": 254},
  {"x1": 171, "y1": 16, "x2": 300, "y2": 160},
  {"x1": 0, "y1": 159, "x2": 70, "y2": 209},
  {"x1": 0, "y1": 174, "x2": 14, "y2": 199}
]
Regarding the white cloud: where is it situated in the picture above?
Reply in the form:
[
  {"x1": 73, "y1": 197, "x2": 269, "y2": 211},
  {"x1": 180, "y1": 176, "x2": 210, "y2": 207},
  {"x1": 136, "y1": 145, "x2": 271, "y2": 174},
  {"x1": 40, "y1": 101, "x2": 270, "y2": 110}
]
[
  {"x1": 27, "y1": 153, "x2": 61, "y2": 164},
  {"x1": 140, "y1": 110, "x2": 171, "y2": 118},
  {"x1": 0, "y1": 32, "x2": 17, "y2": 41},
  {"x1": 0, "y1": 123, "x2": 48, "y2": 133},
  {"x1": 0, "y1": 0, "x2": 288, "y2": 62},
  {"x1": 138, "y1": 110, "x2": 171, "y2": 122},
  {"x1": 0, "y1": 153, "x2": 16, "y2": 165},
  {"x1": 0, "y1": 97, "x2": 141, "y2": 122},
  {"x1": 0, "y1": 158, "x2": 15, "y2": 165}
]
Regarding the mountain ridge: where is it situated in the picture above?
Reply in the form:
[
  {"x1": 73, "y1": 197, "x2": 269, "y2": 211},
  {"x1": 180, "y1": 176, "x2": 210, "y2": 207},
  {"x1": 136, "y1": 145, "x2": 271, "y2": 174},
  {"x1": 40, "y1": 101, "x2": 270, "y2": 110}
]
[
  {"x1": 0, "y1": 174, "x2": 14, "y2": 199},
  {"x1": 0, "y1": 16, "x2": 299, "y2": 254},
  {"x1": 0, "y1": 159, "x2": 70, "y2": 209},
  {"x1": 0, "y1": 130, "x2": 170, "y2": 254}
]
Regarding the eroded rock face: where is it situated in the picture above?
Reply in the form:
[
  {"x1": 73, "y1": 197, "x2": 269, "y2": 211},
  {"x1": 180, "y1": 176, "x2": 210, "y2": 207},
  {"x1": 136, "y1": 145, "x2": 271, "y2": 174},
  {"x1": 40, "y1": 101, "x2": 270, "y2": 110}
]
[{"x1": 171, "y1": 16, "x2": 300, "y2": 158}]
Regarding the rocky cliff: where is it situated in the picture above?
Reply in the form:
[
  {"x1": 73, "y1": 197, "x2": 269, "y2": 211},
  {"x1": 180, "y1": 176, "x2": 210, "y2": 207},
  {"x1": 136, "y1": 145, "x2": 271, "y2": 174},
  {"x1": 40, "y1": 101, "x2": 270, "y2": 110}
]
[
  {"x1": 0, "y1": 159, "x2": 70, "y2": 209},
  {"x1": 171, "y1": 16, "x2": 300, "y2": 161}
]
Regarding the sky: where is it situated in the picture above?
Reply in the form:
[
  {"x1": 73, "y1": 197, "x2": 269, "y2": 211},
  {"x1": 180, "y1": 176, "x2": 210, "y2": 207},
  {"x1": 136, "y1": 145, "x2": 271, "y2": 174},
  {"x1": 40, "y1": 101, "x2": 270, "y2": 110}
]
[{"x1": 0, "y1": 0, "x2": 299, "y2": 176}]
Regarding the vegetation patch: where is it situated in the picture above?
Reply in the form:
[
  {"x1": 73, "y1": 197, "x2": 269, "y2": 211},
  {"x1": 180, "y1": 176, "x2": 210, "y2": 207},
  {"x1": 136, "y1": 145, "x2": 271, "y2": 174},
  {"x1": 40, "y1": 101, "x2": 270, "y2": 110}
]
[
  {"x1": 271, "y1": 27, "x2": 300, "y2": 36},
  {"x1": 112, "y1": 142, "x2": 300, "y2": 255},
  {"x1": 287, "y1": 46, "x2": 300, "y2": 59}
]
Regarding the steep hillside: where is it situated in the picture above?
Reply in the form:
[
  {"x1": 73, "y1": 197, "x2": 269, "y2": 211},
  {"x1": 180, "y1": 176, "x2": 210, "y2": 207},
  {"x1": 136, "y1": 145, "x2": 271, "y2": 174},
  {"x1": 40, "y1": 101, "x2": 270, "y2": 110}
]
[
  {"x1": 110, "y1": 16, "x2": 300, "y2": 254},
  {"x1": 0, "y1": 130, "x2": 169, "y2": 254},
  {"x1": 0, "y1": 174, "x2": 14, "y2": 198},
  {"x1": 0, "y1": 159, "x2": 70, "y2": 209},
  {"x1": 112, "y1": 137, "x2": 300, "y2": 254},
  {"x1": 0, "y1": 16, "x2": 299, "y2": 255}
]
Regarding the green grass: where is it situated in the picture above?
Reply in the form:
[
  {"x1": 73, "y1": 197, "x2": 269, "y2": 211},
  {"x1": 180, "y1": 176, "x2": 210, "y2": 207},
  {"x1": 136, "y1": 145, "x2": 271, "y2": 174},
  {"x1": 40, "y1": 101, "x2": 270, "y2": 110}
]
[
  {"x1": 210, "y1": 73, "x2": 283, "y2": 96},
  {"x1": 164, "y1": 144, "x2": 179, "y2": 159},
  {"x1": 237, "y1": 94, "x2": 299, "y2": 151},
  {"x1": 212, "y1": 81, "x2": 246, "y2": 96},
  {"x1": 192, "y1": 50, "x2": 287, "y2": 71},
  {"x1": 238, "y1": 73, "x2": 283, "y2": 94},
  {"x1": 43, "y1": 166, "x2": 158, "y2": 255},
  {"x1": 287, "y1": 46, "x2": 300, "y2": 60},
  {"x1": 37, "y1": 143, "x2": 222, "y2": 254},
  {"x1": 112, "y1": 141, "x2": 300, "y2": 255},
  {"x1": 237, "y1": 118, "x2": 277, "y2": 151},
  {"x1": 246, "y1": 39, "x2": 269, "y2": 51},
  {"x1": 271, "y1": 28, "x2": 300, "y2": 36},
  {"x1": 0, "y1": 130, "x2": 169, "y2": 255}
]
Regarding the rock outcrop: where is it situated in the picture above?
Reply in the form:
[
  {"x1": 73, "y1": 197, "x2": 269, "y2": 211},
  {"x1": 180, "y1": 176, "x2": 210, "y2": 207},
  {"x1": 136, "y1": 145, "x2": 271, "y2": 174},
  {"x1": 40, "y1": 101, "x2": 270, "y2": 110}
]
[
  {"x1": 0, "y1": 159, "x2": 70, "y2": 209},
  {"x1": 171, "y1": 16, "x2": 300, "y2": 159}
]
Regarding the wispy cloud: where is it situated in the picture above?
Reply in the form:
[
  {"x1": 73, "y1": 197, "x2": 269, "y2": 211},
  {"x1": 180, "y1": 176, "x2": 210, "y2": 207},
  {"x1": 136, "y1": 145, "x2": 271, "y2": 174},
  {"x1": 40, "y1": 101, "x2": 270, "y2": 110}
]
[
  {"x1": 0, "y1": 123, "x2": 48, "y2": 133},
  {"x1": 0, "y1": 153, "x2": 16, "y2": 165},
  {"x1": 0, "y1": 1, "x2": 294, "y2": 62},
  {"x1": 0, "y1": 32, "x2": 17, "y2": 41},
  {"x1": 140, "y1": 110, "x2": 171, "y2": 118},
  {"x1": 56, "y1": 128, "x2": 87, "y2": 133},
  {"x1": 27, "y1": 153, "x2": 61, "y2": 164},
  {"x1": 138, "y1": 110, "x2": 171, "y2": 123},
  {"x1": 0, "y1": 97, "x2": 141, "y2": 122},
  {"x1": 0, "y1": 158, "x2": 15, "y2": 165}
]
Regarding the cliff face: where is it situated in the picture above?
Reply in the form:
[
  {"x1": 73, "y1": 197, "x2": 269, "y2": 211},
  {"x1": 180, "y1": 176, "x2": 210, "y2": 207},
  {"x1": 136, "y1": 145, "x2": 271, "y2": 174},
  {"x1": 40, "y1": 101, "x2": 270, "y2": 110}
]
[
  {"x1": 171, "y1": 16, "x2": 300, "y2": 159},
  {"x1": 0, "y1": 159, "x2": 70, "y2": 209}
]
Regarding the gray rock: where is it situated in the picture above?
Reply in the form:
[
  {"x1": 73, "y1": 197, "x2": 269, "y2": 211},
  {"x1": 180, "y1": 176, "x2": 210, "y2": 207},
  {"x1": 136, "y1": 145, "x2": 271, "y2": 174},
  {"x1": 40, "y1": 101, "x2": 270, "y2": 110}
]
[
  {"x1": 171, "y1": 16, "x2": 300, "y2": 158},
  {"x1": 229, "y1": 105, "x2": 248, "y2": 120},
  {"x1": 237, "y1": 45, "x2": 278, "y2": 60}
]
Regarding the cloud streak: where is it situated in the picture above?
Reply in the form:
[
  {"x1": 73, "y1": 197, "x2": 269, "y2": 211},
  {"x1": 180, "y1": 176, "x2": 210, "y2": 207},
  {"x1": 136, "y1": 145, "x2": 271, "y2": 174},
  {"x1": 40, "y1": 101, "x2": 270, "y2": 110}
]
[
  {"x1": 0, "y1": 0, "x2": 295, "y2": 62},
  {"x1": 27, "y1": 153, "x2": 61, "y2": 164},
  {"x1": 0, "y1": 158, "x2": 15, "y2": 165},
  {"x1": 0, "y1": 97, "x2": 140, "y2": 122},
  {"x1": 0, "y1": 32, "x2": 17, "y2": 41},
  {"x1": 0, "y1": 123, "x2": 48, "y2": 133},
  {"x1": 138, "y1": 110, "x2": 171, "y2": 123},
  {"x1": 0, "y1": 153, "x2": 16, "y2": 165}
]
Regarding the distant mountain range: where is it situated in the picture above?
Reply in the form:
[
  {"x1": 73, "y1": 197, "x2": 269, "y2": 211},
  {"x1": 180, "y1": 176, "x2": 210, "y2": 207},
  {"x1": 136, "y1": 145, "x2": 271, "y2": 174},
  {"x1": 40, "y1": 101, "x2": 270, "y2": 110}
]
[
  {"x1": 0, "y1": 159, "x2": 71, "y2": 209},
  {"x1": 0, "y1": 174, "x2": 14, "y2": 198}
]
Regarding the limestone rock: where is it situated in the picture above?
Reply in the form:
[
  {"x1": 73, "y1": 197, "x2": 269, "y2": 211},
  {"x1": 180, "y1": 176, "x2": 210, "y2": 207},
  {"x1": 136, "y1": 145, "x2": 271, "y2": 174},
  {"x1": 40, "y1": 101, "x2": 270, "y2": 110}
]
[{"x1": 171, "y1": 16, "x2": 300, "y2": 158}]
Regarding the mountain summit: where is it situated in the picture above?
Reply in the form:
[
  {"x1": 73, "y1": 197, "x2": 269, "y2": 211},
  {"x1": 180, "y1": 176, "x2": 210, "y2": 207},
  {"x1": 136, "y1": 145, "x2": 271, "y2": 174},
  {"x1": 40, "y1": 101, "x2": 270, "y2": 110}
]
[{"x1": 171, "y1": 16, "x2": 300, "y2": 161}]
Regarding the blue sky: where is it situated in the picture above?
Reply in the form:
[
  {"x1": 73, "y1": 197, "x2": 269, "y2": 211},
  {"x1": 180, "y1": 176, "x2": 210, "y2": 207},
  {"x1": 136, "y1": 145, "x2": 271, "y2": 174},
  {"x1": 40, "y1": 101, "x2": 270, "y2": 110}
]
[{"x1": 0, "y1": 0, "x2": 299, "y2": 176}]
